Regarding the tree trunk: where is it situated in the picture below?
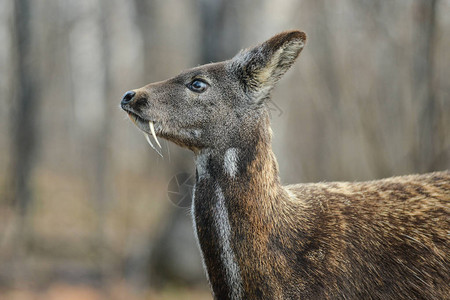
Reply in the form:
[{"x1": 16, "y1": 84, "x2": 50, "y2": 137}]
[
  {"x1": 199, "y1": 0, "x2": 241, "y2": 63},
  {"x1": 10, "y1": 0, "x2": 38, "y2": 228},
  {"x1": 8, "y1": 0, "x2": 39, "y2": 286},
  {"x1": 412, "y1": 0, "x2": 437, "y2": 171}
]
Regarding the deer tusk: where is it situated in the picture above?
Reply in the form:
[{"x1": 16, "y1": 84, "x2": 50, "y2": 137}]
[
  {"x1": 145, "y1": 133, "x2": 163, "y2": 157},
  {"x1": 127, "y1": 113, "x2": 138, "y2": 125},
  {"x1": 149, "y1": 121, "x2": 162, "y2": 148}
]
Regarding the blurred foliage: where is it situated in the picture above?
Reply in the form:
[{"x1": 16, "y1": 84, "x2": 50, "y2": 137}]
[{"x1": 0, "y1": 0, "x2": 448, "y2": 298}]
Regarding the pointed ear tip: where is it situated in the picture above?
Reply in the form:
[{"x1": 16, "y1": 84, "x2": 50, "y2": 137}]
[
  {"x1": 269, "y1": 30, "x2": 306, "y2": 49},
  {"x1": 286, "y1": 30, "x2": 307, "y2": 44}
]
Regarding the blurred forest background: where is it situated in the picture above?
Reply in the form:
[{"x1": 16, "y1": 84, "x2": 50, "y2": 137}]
[{"x1": 1, "y1": 0, "x2": 449, "y2": 299}]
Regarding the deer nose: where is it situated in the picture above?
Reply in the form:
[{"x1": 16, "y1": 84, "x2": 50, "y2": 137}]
[{"x1": 121, "y1": 90, "x2": 136, "y2": 106}]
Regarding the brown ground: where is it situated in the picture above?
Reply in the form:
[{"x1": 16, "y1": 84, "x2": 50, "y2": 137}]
[{"x1": 0, "y1": 281, "x2": 212, "y2": 300}]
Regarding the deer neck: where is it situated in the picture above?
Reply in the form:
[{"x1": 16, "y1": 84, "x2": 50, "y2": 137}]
[
  {"x1": 192, "y1": 113, "x2": 285, "y2": 299},
  {"x1": 194, "y1": 113, "x2": 283, "y2": 218}
]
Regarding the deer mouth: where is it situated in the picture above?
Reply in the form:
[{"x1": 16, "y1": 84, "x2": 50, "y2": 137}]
[{"x1": 126, "y1": 111, "x2": 163, "y2": 157}]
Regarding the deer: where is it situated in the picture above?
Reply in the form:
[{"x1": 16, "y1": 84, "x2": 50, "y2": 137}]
[{"x1": 120, "y1": 30, "x2": 450, "y2": 299}]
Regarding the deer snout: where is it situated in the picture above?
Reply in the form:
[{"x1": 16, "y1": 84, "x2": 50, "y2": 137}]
[{"x1": 121, "y1": 90, "x2": 136, "y2": 106}]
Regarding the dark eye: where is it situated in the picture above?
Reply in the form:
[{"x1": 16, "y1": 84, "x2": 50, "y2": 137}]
[{"x1": 187, "y1": 79, "x2": 209, "y2": 93}]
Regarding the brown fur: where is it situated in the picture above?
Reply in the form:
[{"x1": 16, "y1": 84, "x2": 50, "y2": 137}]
[
  {"x1": 121, "y1": 30, "x2": 450, "y2": 299},
  {"x1": 209, "y1": 112, "x2": 449, "y2": 299}
]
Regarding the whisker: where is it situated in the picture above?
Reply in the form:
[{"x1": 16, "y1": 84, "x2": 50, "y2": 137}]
[
  {"x1": 144, "y1": 133, "x2": 163, "y2": 157},
  {"x1": 166, "y1": 140, "x2": 171, "y2": 163}
]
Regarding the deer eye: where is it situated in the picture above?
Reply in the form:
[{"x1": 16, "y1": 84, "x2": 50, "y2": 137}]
[{"x1": 187, "y1": 79, "x2": 209, "y2": 93}]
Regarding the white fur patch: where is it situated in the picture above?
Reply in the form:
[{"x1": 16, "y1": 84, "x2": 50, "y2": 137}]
[
  {"x1": 195, "y1": 152, "x2": 210, "y2": 180},
  {"x1": 190, "y1": 185, "x2": 213, "y2": 293},
  {"x1": 215, "y1": 185, "x2": 243, "y2": 299},
  {"x1": 224, "y1": 148, "x2": 239, "y2": 178}
]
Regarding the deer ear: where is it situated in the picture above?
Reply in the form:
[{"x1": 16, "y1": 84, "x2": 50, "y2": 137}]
[{"x1": 229, "y1": 30, "x2": 306, "y2": 103}]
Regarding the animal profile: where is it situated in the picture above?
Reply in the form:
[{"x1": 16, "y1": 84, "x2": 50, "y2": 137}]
[{"x1": 121, "y1": 30, "x2": 450, "y2": 299}]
